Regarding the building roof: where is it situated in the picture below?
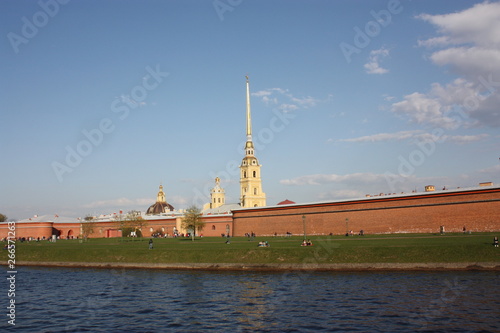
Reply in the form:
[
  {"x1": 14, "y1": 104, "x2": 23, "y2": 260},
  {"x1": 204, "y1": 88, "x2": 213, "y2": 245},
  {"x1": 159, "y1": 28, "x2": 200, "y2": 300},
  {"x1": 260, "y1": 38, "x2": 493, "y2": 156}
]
[
  {"x1": 17, "y1": 215, "x2": 81, "y2": 223},
  {"x1": 202, "y1": 203, "x2": 241, "y2": 215},
  {"x1": 277, "y1": 199, "x2": 296, "y2": 205},
  {"x1": 146, "y1": 201, "x2": 175, "y2": 215}
]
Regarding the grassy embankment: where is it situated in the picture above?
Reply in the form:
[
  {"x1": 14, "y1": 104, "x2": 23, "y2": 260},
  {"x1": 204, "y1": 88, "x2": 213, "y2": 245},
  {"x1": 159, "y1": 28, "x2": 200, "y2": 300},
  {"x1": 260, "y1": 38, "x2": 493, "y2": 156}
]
[{"x1": 4, "y1": 232, "x2": 499, "y2": 265}]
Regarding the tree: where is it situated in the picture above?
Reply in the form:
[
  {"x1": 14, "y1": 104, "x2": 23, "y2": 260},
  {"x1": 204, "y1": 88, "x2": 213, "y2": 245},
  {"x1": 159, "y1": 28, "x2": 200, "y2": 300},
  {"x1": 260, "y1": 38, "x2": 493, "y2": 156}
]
[
  {"x1": 0, "y1": 213, "x2": 7, "y2": 222},
  {"x1": 121, "y1": 210, "x2": 147, "y2": 238},
  {"x1": 181, "y1": 205, "x2": 204, "y2": 241},
  {"x1": 81, "y1": 215, "x2": 95, "y2": 241}
]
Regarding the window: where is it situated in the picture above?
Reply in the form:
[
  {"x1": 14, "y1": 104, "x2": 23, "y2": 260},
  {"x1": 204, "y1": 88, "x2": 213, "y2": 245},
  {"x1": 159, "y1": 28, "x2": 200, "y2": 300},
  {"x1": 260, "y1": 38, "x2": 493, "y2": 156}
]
[
  {"x1": 253, "y1": 171, "x2": 256, "y2": 177},
  {"x1": 244, "y1": 171, "x2": 247, "y2": 178},
  {"x1": 254, "y1": 188, "x2": 257, "y2": 195},
  {"x1": 218, "y1": 198, "x2": 221, "y2": 203}
]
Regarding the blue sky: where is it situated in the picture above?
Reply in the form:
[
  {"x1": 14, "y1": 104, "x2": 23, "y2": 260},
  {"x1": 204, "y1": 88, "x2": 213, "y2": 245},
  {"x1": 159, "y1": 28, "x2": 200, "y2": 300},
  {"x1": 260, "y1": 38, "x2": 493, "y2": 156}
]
[{"x1": 1, "y1": 0, "x2": 499, "y2": 219}]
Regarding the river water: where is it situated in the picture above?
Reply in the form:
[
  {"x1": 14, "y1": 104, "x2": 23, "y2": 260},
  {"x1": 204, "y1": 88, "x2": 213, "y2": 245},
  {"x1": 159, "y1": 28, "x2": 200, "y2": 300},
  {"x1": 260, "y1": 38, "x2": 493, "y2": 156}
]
[{"x1": 3, "y1": 267, "x2": 499, "y2": 332}]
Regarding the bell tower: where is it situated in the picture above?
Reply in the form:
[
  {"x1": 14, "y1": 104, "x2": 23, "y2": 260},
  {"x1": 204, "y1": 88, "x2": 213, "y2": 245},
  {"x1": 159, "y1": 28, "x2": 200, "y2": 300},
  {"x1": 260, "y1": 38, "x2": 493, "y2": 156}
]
[
  {"x1": 240, "y1": 76, "x2": 266, "y2": 208},
  {"x1": 210, "y1": 177, "x2": 226, "y2": 209}
]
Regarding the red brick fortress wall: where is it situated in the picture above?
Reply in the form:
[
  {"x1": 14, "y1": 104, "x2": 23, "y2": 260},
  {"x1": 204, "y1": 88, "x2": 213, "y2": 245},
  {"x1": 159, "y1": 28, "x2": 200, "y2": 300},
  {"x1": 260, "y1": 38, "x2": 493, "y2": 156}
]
[
  {"x1": 232, "y1": 187, "x2": 500, "y2": 236},
  {"x1": 0, "y1": 222, "x2": 53, "y2": 240}
]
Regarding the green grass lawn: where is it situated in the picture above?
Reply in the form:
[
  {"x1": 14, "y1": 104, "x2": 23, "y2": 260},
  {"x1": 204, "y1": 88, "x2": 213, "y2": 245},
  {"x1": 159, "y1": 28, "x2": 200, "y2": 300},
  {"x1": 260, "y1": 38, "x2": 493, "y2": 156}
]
[{"x1": 4, "y1": 233, "x2": 499, "y2": 265}]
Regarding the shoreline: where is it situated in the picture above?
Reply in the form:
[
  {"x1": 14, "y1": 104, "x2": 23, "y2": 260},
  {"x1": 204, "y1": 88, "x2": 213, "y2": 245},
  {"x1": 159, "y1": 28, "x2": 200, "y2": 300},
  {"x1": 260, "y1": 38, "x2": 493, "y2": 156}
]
[{"x1": 14, "y1": 261, "x2": 500, "y2": 271}]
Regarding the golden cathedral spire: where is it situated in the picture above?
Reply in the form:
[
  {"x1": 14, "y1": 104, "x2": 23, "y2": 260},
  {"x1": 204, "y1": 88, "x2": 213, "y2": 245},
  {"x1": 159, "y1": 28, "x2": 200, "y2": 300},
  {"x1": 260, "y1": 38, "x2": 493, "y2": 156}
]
[
  {"x1": 240, "y1": 76, "x2": 266, "y2": 208},
  {"x1": 245, "y1": 75, "x2": 254, "y2": 153}
]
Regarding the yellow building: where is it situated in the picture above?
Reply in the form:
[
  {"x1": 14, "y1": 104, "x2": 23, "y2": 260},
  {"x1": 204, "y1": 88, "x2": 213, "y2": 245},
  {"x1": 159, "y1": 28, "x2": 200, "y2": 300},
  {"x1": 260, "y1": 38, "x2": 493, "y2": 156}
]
[
  {"x1": 210, "y1": 177, "x2": 225, "y2": 209},
  {"x1": 239, "y1": 76, "x2": 266, "y2": 208}
]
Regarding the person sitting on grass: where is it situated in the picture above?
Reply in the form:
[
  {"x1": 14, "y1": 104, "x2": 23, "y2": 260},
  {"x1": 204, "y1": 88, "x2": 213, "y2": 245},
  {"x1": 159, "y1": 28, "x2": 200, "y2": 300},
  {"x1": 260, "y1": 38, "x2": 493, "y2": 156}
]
[{"x1": 301, "y1": 240, "x2": 307, "y2": 246}]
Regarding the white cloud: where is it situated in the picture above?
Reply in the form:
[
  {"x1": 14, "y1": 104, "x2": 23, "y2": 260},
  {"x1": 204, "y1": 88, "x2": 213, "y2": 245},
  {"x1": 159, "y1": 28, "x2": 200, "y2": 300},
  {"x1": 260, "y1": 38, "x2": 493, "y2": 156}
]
[
  {"x1": 391, "y1": 79, "x2": 477, "y2": 129},
  {"x1": 364, "y1": 48, "x2": 390, "y2": 74},
  {"x1": 290, "y1": 95, "x2": 319, "y2": 108},
  {"x1": 401, "y1": 2, "x2": 500, "y2": 128},
  {"x1": 280, "y1": 172, "x2": 387, "y2": 186},
  {"x1": 338, "y1": 130, "x2": 423, "y2": 143},
  {"x1": 479, "y1": 164, "x2": 500, "y2": 175},
  {"x1": 83, "y1": 197, "x2": 152, "y2": 209},
  {"x1": 262, "y1": 96, "x2": 278, "y2": 105},
  {"x1": 269, "y1": 87, "x2": 288, "y2": 94},
  {"x1": 279, "y1": 104, "x2": 299, "y2": 112},
  {"x1": 252, "y1": 90, "x2": 272, "y2": 97},
  {"x1": 280, "y1": 166, "x2": 499, "y2": 202},
  {"x1": 418, "y1": 36, "x2": 451, "y2": 48},
  {"x1": 337, "y1": 130, "x2": 489, "y2": 145},
  {"x1": 417, "y1": 2, "x2": 500, "y2": 48},
  {"x1": 280, "y1": 172, "x2": 425, "y2": 198},
  {"x1": 393, "y1": 76, "x2": 500, "y2": 128},
  {"x1": 252, "y1": 87, "x2": 322, "y2": 113},
  {"x1": 443, "y1": 133, "x2": 489, "y2": 144},
  {"x1": 430, "y1": 47, "x2": 500, "y2": 80},
  {"x1": 318, "y1": 189, "x2": 366, "y2": 200}
]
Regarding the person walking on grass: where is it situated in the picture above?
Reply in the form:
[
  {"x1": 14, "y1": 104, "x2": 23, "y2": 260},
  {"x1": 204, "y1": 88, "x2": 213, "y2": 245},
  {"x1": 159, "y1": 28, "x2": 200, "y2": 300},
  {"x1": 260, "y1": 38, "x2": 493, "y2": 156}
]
[{"x1": 149, "y1": 238, "x2": 153, "y2": 250}]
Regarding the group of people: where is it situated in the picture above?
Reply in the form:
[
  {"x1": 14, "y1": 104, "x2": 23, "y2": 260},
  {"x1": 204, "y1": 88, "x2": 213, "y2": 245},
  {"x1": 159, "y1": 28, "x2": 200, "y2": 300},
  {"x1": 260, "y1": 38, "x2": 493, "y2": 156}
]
[
  {"x1": 301, "y1": 239, "x2": 313, "y2": 246},
  {"x1": 258, "y1": 241, "x2": 269, "y2": 247},
  {"x1": 244, "y1": 232, "x2": 256, "y2": 239},
  {"x1": 345, "y1": 230, "x2": 364, "y2": 236},
  {"x1": 272, "y1": 232, "x2": 293, "y2": 237}
]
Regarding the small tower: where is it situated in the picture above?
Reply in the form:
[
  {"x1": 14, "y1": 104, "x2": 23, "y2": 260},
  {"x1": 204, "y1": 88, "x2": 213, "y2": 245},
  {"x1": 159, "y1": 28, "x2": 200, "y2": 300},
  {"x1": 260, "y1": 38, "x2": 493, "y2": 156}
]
[
  {"x1": 157, "y1": 184, "x2": 166, "y2": 202},
  {"x1": 210, "y1": 177, "x2": 226, "y2": 209},
  {"x1": 240, "y1": 76, "x2": 266, "y2": 208}
]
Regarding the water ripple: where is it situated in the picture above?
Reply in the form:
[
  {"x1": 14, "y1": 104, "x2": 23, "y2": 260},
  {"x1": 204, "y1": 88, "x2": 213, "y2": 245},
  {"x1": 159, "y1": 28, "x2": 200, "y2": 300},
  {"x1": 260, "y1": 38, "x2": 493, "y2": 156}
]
[{"x1": 4, "y1": 268, "x2": 498, "y2": 332}]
